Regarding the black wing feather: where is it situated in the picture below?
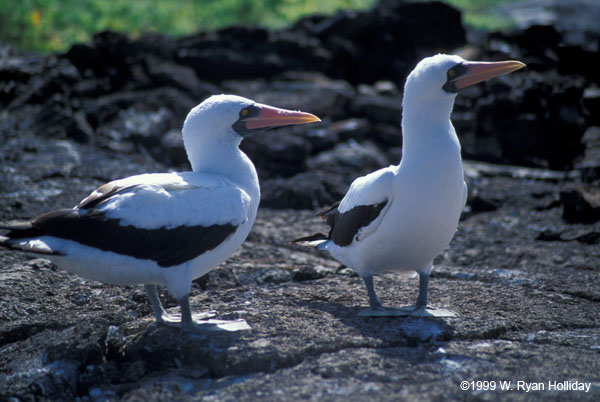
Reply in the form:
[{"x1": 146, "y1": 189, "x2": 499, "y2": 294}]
[
  {"x1": 2, "y1": 209, "x2": 237, "y2": 267},
  {"x1": 292, "y1": 200, "x2": 387, "y2": 247},
  {"x1": 328, "y1": 201, "x2": 387, "y2": 246}
]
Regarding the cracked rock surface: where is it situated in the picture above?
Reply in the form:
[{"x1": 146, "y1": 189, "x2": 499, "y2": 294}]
[
  {"x1": 1, "y1": 144, "x2": 599, "y2": 401},
  {"x1": 1, "y1": 0, "x2": 600, "y2": 400}
]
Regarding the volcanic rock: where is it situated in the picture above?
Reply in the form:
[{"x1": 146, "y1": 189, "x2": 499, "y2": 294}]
[
  {"x1": 560, "y1": 188, "x2": 600, "y2": 223},
  {"x1": 306, "y1": 140, "x2": 390, "y2": 178},
  {"x1": 1, "y1": 1, "x2": 600, "y2": 400},
  {"x1": 261, "y1": 170, "x2": 349, "y2": 210}
]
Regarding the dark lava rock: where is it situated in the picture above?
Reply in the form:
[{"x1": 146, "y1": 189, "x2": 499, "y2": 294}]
[
  {"x1": 261, "y1": 171, "x2": 349, "y2": 210},
  {"x1": 2, "y1": 3, "x2": 600, "y2": 398},
  {"x1": 469, "y1": 195, "x2": 500, "y2": 214},
  {"x1": 492, "y1": 25, "x2": 563, "y2": 72},
  {"x1": 222, "y1": 76, "x2": 355, "y2": 121},
  {"x1": 142, "y1": 55, "x2": 215, "y2": 99},
  {"x1": 303, "y1": 118, "x2": 376, "y2": 156},
  {"x1": 2, "y1": 167, "x2": 600, "y2": 400},
  {"x1": 474, "y1": 75, "x2": 587, "y2": 170},
  {"x1": 350, "y1": 94, "x2": 403, "y2": 127},
  {"x1": 175, "y1": 26, "x2": 330, "y2": 82},
  {"x1": 293, "y1": 0, "x2": 466, "y2": 84},
  {"x1": 160, "y1": 129, "x2": 190, "y2": 168},
  {"x1": 292, "y1": 266, "x2": 328, "y2": 281},
  {"x1": 306, "y1": 140, "x2": 389, "y2": 178},
  {"x1": 536, "y1": 228, "x2": 600, "y2": 245},
  {"x1": 576, "y1": 231, "x2": 600, "y2": 244},
  {"x1": 0, "y1": 46, "x2": 46, "y2": 107},
  {"x1": 576, "y1": 127, "x2": 600, "y2": 184},
  {"x1": 560, "y1": 188, "x2": 600, "y2": 223},
  {"x1": 241, "y1": 127, "x2": 312, "y2": 179},
  {"x1": 495, "y1": 0, "x2": 600, "y2": 53},
  {"x1": 304, "y1": 127, "x2": 340, "y2": 154},
  {"x1": 1, "y1": 1, "x2": 597, "y2": 174},
  {"x1": 370, "y1": 123, "x2": 403, "y2": 148},
  {"x1": 327, "y1": 118, "x2": 372, "y2": 143},
  {"x1": 64, "y1": 31, "x2": 137, "y2": 79},
  {"x1": 583, "y1": 88, "x2": 600, "y2": 127},
  {"x1": 96, "y1": 107, "x2": 173, "y2": 150}
]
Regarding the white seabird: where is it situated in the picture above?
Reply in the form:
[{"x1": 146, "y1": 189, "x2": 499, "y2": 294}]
[
  {"x1": 294, "y1": 54, "x2": 525, "y2": 317},
  {"x1": 0, "y1": 94, "x2": 320, "y2": 331}
]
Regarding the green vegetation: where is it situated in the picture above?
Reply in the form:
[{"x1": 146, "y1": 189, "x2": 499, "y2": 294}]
[
  {"x1": 436, "y1": 0, "x2": 517, "y2": 31},
  {"x1": 0, "y1": 0, "x2": 515, "y2": 53}
]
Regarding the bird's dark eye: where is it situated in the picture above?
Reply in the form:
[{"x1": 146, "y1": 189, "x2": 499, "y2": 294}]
[
  {"x1": 448, "y1": 68, "x2": 456, "y2": 78},
  {"x1": 240, "y1": 108, "x2": 249, "y2": 117}
]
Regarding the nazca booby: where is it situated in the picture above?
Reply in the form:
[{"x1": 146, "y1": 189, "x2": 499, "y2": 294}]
[
  {"x1": 0, "y1": 94, "x2": 320, "y2": 331},
  {"x1": 294, "y1": 54, "x2": 525, "y2": 317}
]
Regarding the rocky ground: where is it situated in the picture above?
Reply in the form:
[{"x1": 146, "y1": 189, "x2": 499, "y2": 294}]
[{"x1": 1, "y1": 0, "x2": 599, "y2": 401}]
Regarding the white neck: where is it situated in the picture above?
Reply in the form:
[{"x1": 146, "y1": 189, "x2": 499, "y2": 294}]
[
  {"x1": 183, "y1": 127, "x2": 259, "y2": 198},
  {"x1": 400, "y1": 92, "x2": 460, "y2": 166}
]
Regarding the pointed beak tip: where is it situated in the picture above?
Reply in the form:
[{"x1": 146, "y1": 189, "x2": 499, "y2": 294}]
[
  {"x1": 306, "y1": 114, "x2": 321, "y2": 124},
  {"x1": 511, "y1": 60, "x2": 527, "y2": 71}
]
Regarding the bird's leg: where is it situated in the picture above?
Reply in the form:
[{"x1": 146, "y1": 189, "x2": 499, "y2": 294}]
[
  {"x1": 359, "y1": 274, "x2": 407, "y2": 316},
  {"x1": 415, "y1": 270, "x2": 430, "y2": 309},
  {"x1": 146, "y1": 284, "x2": 217, "y2": 328},
  {"x1": 144, "y1": 284, "x2": 180, "y2": 324},
  {"x1": 178, "y1": 294, "x2": 196, "y2": 331},
  {"x1": 177, "y1": 295, "x2": 251, "y2": 333},
  {"x1": 395, "y1": 269, "x2": 457, "y2": 318},
  {"x1": 358, "y1": 269, "x2": 457, "y2": 318},
  {"x1": 396, "y1": 270, "x2": 431, "y2": 316},
  {"x1": 362, "y1": 275, "x2": 385, "y2": 311}
]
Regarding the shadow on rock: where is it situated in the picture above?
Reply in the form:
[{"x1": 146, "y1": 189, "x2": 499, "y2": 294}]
[{"x1": 293, "y1": 295, "x2": 456, "y2": 346}]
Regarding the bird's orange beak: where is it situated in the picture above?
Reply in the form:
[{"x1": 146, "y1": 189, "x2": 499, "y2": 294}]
[
  {"x1": 452, "y1": 60, "x2": 526, "y2": 90},
  {"x1": 244, "y1": 103, "x2": 321, "y2": 130}
]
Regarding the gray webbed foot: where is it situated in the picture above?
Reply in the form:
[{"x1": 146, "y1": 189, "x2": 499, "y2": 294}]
[
  {"x1": 358, "y1": 304, "x2": 457, "y2": 317},
  {"x1": 145, "y1": 285, "x2": 249, "y2": 332},
  {"x1": 357, "y1": 271, "x2": 457, "y2": 317},
  {"x1": 158, "y1": 311, "x2": 218, "y2": 325},
  {"x1": 178, "y1": 294, "x2": 250, "y2": 333}
]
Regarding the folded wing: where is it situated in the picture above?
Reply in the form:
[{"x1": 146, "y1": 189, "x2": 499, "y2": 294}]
[{"x1": 1, "y1": 172, "x2": 251, "y2": 267}]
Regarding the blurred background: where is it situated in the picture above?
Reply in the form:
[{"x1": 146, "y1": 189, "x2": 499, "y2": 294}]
[
  {"x1": 1, "y1": 0, "x2": 514, "y2": 53},
  {"x1": 0, "y1": 0, "x2": 599, "y2": 212}
]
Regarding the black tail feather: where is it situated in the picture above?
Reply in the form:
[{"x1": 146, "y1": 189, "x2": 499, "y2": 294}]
[
  {"x1": 316, "y1": 201, "x2": 340, "y2": 217},
  {"x1": 0, "y1": 220, "x2": 58, "y2": 255},
  {"x1": 291, "y1": 201, "x2": 341, "y2": 245},
  {"x1": 290, "y1": 232, "x2": 329, "y2": 244},
  {"x1": 0, "y1": 220, "x2": 38, "y2": 239}
]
